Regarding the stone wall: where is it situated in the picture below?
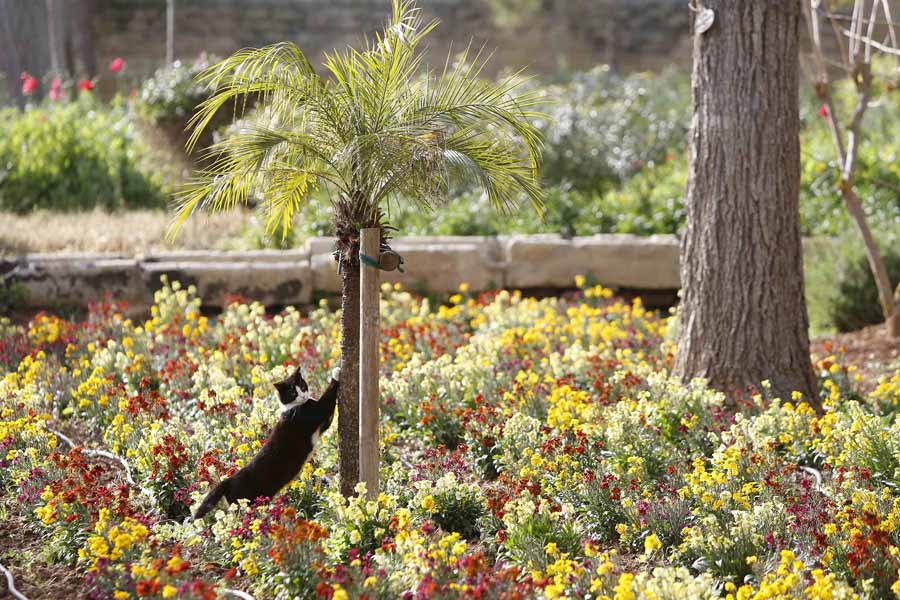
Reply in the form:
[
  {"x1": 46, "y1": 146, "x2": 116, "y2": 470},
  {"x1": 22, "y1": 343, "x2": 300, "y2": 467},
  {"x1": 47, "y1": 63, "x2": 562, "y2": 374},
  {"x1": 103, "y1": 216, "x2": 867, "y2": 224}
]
[
  {"x1": 94, "y1": 0, "x2": 692, "y2": 78},
  {"x1": 5, "y1": 234, "x2": 681, "y2": 312}
]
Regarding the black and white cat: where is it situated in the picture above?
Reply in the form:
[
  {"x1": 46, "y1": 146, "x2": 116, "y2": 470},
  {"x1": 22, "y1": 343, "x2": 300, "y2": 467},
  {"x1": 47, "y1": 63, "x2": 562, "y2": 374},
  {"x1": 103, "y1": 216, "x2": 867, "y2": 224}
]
[{"x1": 193, "y1": 365, "x2": 340, "y2": 519}]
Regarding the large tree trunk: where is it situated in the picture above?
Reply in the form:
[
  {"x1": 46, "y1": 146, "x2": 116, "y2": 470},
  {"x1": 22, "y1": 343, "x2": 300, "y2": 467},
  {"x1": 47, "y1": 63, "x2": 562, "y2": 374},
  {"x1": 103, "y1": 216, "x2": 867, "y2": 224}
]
[
  {"x1": 675, "y1": 0, "x2": 820, "y2": 410},
  {"x1": 0, "y1": 0, "x2": 24, "y2": 108},
  {"x1": 45, "y1": 0, "x2": 63, "y2": 75},
  {"x1": 338, "y1": 255, "x2": 360, "y2": 497},
  {"x1": 1, "y1": 0, "x2": 51, "y2": 105},
  {"x1": 70, "y1": 0, "x2": 98, "y2": 77}
]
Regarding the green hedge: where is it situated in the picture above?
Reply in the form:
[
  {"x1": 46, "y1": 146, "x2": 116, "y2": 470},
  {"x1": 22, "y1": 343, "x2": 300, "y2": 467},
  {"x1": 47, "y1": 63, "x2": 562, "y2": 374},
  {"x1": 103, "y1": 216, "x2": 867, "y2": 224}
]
[{"x1": 0, "y1": 100, "x2": 167, "y2": 212}]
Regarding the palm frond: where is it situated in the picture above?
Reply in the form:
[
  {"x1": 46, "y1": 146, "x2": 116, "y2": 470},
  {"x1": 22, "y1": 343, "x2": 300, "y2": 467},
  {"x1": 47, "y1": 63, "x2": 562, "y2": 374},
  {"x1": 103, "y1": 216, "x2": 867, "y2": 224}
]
[
  {"x1": 264, "y1": 166, "x2": 317, "y2": 239},
  {"x1": 170, "y1": 0, "x2": 546, "y2": 243},
  {"x1": 186, "y1": 43, "x2": 326, "y2": 153},
  {"x1": 168, "y1": 167, "x2": 260, "y2": 240},
  {"x1": 442, "y1": 128, "x2": 542, "y2": 214}
]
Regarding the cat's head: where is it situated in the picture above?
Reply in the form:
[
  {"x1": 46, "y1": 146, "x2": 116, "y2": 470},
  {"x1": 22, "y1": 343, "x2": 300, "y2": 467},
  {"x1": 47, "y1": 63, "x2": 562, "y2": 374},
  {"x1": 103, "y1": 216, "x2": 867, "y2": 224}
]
[{"x1": 273, "y1": 366, "x2": 313, "y2": 410}]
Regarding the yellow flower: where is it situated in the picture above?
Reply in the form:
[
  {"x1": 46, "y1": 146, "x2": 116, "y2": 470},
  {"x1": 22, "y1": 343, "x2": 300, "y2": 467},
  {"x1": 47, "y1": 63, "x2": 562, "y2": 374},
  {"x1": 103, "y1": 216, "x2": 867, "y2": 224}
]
[
  {"x1": 113, "y1": 533, "x2": 133, "y2": 551},
  {"x1": 333, "y1": 588, "x2": 349, "y2": 600},
  {"x1": 114, "y1": 592, "x2": 130, "y2": 600},
  {"x1": 545, "y1": 542, "x2": 559, "y2": 557},
  {"x1": 613, "y1": 572, "x2": 635, "y2": 600},
  {"x1": 421, "y1": 495, "x2": 435, "y2": 512},
  {"x1": 643, "y1": 533, "x2": 662, "y2": 554},
  {"x1": 162, "y1": 586, "x2": 177, "y2": 599},
  {"x1": 241, "y1": 557, "x2": 259, "y2": 576}
]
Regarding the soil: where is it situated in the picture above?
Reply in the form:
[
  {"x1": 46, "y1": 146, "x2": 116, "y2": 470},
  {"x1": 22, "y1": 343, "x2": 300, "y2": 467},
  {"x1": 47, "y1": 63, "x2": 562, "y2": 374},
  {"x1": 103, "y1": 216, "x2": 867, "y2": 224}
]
[
  {"x1": 0, "y1": 514, "x2": 88, "y2": 600},
  {"x1": 812, "y1": 323, "x2": 900, "y2": 391}
]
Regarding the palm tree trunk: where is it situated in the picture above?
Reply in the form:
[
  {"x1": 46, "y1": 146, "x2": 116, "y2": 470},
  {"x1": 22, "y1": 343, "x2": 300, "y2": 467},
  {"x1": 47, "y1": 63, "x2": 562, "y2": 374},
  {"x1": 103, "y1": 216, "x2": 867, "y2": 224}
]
[{"x1": 338, "y1": 255, "x2": 360, "y2": 497}]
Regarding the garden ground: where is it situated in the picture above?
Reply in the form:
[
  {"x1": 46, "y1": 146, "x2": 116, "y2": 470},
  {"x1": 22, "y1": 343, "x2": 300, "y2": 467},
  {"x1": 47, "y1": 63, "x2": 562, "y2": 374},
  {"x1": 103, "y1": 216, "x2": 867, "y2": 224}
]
[
  {"x1": 811, "y1": 325, "x2": 900, "y2": 393},
  {"x1": 3, "y1": 280, "x2": 900, "y2": 599}
]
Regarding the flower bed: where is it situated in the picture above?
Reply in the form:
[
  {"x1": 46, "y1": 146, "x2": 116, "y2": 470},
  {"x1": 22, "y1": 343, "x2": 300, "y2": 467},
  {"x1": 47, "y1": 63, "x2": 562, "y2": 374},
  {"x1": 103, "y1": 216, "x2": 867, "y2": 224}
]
[{"x1": 2, "y1": 279, "x2": 900, "y2": 599}]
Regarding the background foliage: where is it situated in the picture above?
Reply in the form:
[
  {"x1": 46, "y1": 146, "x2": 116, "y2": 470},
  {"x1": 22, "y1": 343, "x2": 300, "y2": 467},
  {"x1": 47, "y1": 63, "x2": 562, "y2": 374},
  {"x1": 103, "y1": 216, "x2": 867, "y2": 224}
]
[
  {"x1": 0, "y1": 99, "x2": 166, "y2": 212},
  {"x1": 2, "y1": 56, "x2": 899, "y2": 334},
  {"x1": 135, "y1": 54, "x2": 219, "y2": 125}
]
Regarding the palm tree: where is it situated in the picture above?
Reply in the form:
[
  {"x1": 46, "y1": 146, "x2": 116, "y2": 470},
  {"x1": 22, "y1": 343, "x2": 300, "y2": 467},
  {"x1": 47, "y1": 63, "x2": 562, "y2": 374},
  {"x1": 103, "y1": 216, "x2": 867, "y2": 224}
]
[{"x1": 169, "y1": 0, "x2": 544, "y2": 496}]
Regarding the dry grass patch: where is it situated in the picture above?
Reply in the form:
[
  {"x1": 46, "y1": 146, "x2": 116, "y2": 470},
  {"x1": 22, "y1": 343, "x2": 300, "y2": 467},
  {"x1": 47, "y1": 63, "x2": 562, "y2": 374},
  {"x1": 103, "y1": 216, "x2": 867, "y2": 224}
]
[{"x1": 0, "y1": 210, "x2": 257, "y2": 255}]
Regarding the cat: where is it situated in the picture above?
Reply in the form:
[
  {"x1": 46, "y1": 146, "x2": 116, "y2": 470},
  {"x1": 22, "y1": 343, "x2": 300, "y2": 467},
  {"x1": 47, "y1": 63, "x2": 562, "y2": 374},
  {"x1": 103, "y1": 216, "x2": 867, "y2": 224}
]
[{"x1": 192, "y1": 364, "x2": 340, "y2": 519}]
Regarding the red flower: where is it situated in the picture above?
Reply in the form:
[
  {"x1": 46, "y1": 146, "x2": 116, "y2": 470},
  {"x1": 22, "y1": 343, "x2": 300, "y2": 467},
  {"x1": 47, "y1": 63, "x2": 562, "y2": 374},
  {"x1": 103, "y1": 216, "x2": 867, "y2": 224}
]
[
  {"x1": 818, "y1": 104, "x2": 829, "y2": 118},
  {"x1": 20, "y1": 72, "x2": 38, "y2": 95},
  {"x1": 49, "y1": 77, "x2": 64, "y2": 101},
  {"x1": 135, "y1": 579, "x2": 160, "y2": 596},
  {"x1": 78, "y1": 79, "x2": 94, "y2": 92},
  {"x1": 109, "y1": 57, "x2": 126, "y2": 73}
]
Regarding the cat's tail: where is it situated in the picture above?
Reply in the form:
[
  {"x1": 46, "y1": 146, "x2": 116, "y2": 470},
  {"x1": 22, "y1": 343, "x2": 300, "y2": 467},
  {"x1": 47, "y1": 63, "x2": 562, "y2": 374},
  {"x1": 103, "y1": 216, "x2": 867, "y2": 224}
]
[{"x1": 193, "y1": 480, "x2": 229, "y2": 519}]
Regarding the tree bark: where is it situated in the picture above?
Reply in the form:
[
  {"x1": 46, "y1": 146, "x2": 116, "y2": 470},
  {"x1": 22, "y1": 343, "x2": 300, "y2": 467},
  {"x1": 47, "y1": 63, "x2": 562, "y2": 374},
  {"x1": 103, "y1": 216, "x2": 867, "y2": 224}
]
[
  {"x1": 45, "y1": 0, "x2": 63, "y2": 75},
  {"x1": 0, "y1": 0, "x2": 24, "y2": 108},
  {"x1": 1, "y1": 0, "x2": 51, "y2": 105},
  {"x1": 675, "y1": 0, "x2": 821, "y2": 409},
  {"x1": 338, "y1": 255, "x2": 360, "y2": 497},
  {"x1": 70, "y1": 0, "x2": 97, "y2": 77}
]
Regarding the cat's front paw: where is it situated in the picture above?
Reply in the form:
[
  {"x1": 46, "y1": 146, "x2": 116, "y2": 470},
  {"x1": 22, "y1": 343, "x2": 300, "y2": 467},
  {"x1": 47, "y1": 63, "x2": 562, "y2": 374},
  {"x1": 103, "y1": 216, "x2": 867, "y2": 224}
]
[{"x1": 331, "y1": 366, "x2": 341, "y2": 381}]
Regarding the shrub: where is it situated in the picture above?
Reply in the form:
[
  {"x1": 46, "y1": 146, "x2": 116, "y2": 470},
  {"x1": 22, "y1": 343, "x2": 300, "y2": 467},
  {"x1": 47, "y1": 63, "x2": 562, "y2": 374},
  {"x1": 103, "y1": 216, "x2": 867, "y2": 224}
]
[
  {"x1": 135, "y1": 54, "x2": 230, "y2": 159},
  {"x1": 831, "y1": 247, "x2": 900, "y2": 332},
  {"x1": 414, "y1": 473, "x2": 486, "y2": 540},
  {"x1": 805, "y1": 230, "x2": 900, "y2": 334},
  {"x1": 595, "y1": 153, "x2": 687, "y2": 235},
  {"x1": 135, "y1": 55, "x2": 218, "y2": 125},
  {"x1": 0, "y1": 101, "x2": 167, "y2": 212},
  {"x1": 532, "y1": 65, "x2": 690, "y2": 192},
  {"x1": 500, "y1": 494, "x2": 583, "y2": 571}
]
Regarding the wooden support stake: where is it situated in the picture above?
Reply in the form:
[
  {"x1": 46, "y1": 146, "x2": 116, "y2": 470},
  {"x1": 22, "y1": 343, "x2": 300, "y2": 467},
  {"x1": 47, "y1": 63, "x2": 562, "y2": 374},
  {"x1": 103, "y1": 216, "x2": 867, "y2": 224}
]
[
  {"x1": 359, "y1": 227, "x2": 381, "y2": 499},
  {"x1": 166, "y1": 0, "x2": 175, "y2": 65}
]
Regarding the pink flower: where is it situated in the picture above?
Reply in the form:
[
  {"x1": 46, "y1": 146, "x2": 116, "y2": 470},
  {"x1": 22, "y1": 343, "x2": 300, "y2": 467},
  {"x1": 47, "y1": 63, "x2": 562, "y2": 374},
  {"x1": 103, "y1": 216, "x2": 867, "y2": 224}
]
[
  {"x1": 78, "y1": 79, "x2": 94, "y2": 92},
  {"x1": 109, "y1": 57, "x2": 126, "y2": 73},
  {"x1": 818, "y1": 104, "x2": 829, "y2": 118},
  {"x1": 20, "y1": 72, "x2": 38, "y2": 95},
  {"x1": 49, "y1": 77, "x2": 64, "y2": 101}
]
